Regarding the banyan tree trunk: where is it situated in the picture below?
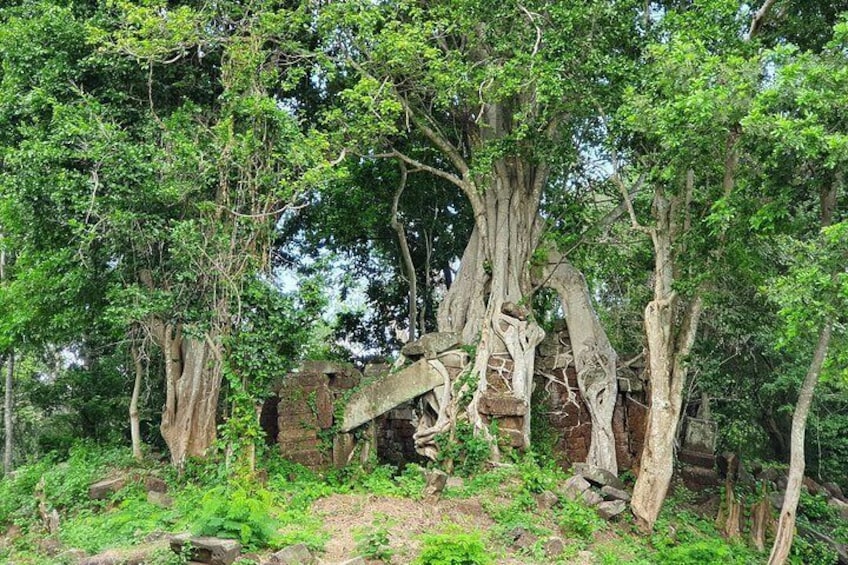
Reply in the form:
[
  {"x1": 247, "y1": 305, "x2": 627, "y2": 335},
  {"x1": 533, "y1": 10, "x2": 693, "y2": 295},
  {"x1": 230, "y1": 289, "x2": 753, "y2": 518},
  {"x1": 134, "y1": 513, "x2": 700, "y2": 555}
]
[
  {"x1": 542, "y1": 251, "x2": 619, "y2": 475},
  {"x1": 151, "y1": 321, "x2": 223, "y2": 466},
  {"x1": 434, "y1": 161, "x2": 546, "y2": 450},
  {"x1": 430, "y1": 159, "x2": 619, "y2": 461}
]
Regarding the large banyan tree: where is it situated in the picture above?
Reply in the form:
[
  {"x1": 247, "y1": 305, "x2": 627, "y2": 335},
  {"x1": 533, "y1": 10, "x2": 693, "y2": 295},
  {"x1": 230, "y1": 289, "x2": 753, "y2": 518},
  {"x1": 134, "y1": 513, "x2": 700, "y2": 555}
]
[{"x1": 323, "y1": 0, "x2": 642, "y2": 473}]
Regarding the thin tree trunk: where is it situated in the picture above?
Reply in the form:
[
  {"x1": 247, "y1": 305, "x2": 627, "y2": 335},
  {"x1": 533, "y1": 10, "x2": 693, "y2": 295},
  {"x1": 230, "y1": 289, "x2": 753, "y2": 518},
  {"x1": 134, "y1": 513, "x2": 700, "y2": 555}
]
[
  {"x1": 768, "y1": 322, "x2": 833, "y2": 564},
  {"x1": 4, "y1": 350, "x2": 14, "y2": 475},
  {"x1": 130, "y1": 343, "x2": 144, "y2": 461},
  {"x1": 631, "y1": 185, "x2": 705, "y2": 530},
  {"x1": 391, "y1": 162, "x2": 418, "y2": 342}
]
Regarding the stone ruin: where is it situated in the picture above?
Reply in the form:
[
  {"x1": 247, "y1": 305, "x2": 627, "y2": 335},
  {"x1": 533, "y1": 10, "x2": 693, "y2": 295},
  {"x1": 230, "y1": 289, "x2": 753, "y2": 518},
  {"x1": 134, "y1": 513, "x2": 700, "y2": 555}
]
[{"x1": 260, "y1": 323, "x2": 717, "y2": 478}]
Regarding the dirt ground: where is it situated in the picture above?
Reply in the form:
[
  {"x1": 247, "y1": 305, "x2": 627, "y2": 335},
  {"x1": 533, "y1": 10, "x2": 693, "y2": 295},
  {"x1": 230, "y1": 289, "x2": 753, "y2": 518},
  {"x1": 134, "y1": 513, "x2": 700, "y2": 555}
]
[{"x1": 312, "y1": 493, "x2": 535, "y2": 564}]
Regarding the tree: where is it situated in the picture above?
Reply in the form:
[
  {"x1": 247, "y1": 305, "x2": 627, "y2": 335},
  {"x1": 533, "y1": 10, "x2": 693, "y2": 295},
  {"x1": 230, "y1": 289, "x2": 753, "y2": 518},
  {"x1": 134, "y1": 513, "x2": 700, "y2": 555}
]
[
  {"x1": 0, "y1": 0, "x2": 335, "y2": 465},
  {"x1": 322, "y1": 0, "x2": 641, "y2": 470}
]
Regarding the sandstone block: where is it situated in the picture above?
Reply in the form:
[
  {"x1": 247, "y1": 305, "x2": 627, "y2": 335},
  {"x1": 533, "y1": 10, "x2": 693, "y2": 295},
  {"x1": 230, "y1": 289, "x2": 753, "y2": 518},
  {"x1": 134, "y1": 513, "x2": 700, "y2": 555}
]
[
  {"x1": 478, "y1": 394, "x2": 527, "y2": 417},
  {"x1": 597, "y1": 499, "x2": 627, "y2": 519},
  {"x1": 563, "y1": 475, "x2": 591, "y2": 502},
  {"x1": 266, "y1": 542, "x2": 314, "y2": 564},
  {"x1": 573, "y1": 462, "x2": 626, "y2": 490},
  {"x1": 600, "y1": 485, "x2": 631, "y2": 502},
  {"x1": 89, "y1": 477, "x2": 126, "y2": 500},
  {"x1": 169, "y1": 534, "x2": 240, "y2": 565}
]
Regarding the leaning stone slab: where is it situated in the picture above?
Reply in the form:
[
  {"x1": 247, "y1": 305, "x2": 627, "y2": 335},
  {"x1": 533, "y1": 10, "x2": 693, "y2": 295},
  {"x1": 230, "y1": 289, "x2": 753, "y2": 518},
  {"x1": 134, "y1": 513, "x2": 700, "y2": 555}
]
[
  {"x1": 89, "y1": 477, "x2": 127, "y2": 500},
  {"x1": 265, "y1": 542, "x2": 314, "y2": 564},
  {"x1": 401, "y1": 332, "x2": 459, "y2": 358},
  {"x1": 600, "y1": 485, "x2": 631, "y2": 502},
  {"x1": 563, "y1": 475, "x2": 592, "y2": 502},
  {"x1": 597, "y1": 499, "x2": 627, "y2": 520},
  {"x1": 573, "y1": 463, "x2": 626, "y2": 491},
  {"x1": 168, "y1": 534, "x2": 240, "y2": 565},
  {"x1": 341, "y1": 360, "x2": 444, "y2": 432}
]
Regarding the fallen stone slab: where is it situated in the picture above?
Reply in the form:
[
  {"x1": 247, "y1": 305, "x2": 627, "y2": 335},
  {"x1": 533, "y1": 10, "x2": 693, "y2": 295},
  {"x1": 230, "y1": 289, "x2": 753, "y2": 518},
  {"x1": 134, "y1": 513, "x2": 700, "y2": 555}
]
[
  {"x1": 597, "y1": 499, "x2": 627, "y2": 520},
  {"x1": 341, "y1": 360, "x2": 444, "y2": 432},
  {"x1": 600, "y1": 485, "x2": 631, "y2": 502},
  {"x1": 80, "y1": 541, "x2": 168, "y2": 565},
  {"x1": 572, "y1": 463, "x2": 626, "y2": 490},
  {"x1": 169, "y1": 534, "x2": 240, "y2": 565},
  {"x1": 265, "y1": 542, "x2": 314, "y2": 564},
  {"x1": 89, "y1": 477, "x2": 127, "y2": 500},
  {"x1": 563, "y1": 475, "x2": 592, "y2": 502},
  {"x1": 829, "y1": 497, "x2": 848, "y2": 521},
  {"x1": 335, "y1": 558, "x2": 366, "y2": 565}
]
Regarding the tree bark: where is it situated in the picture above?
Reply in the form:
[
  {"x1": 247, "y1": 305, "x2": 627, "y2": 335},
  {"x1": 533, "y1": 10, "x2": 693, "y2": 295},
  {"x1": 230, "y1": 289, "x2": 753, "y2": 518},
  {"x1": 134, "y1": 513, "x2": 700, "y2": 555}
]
[
  {"x1": 542, "y1": 250, "x2": 619, "y2": 474},
  {"x1": 130, "y1": 343, "x2": 144, "y2": 461},
  {"x1": 432, "y1": 158, "x2": 546, "y2": 450},
  {"x1": 631, "y1": 186, "x2": 705, "y2": 530},
  {"x1": 767, "y1": 322, "x2": 833, "y2": 565},
  {"x1": 150, "y1": 321, "x2": 223, "y2": 466},
  {"x1": 4, "y1": 350, "x2": 14, "y2": 475},
  {"x1": 391, "y1": 162, "x2": 418, "y2": 342}
]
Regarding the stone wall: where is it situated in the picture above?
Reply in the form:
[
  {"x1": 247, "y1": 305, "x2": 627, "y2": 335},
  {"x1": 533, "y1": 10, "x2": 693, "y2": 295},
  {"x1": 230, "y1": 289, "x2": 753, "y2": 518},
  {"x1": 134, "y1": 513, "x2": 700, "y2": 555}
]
[{"x1": 534, "y1": 322, "x2": 648, "y2": 471}]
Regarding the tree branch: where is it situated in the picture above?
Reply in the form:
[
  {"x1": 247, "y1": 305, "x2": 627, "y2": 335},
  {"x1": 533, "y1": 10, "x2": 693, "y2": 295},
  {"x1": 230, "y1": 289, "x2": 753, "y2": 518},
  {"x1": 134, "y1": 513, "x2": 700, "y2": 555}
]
[{"x1": 747, "y1": 0, "x2": 779, "y2": 40}]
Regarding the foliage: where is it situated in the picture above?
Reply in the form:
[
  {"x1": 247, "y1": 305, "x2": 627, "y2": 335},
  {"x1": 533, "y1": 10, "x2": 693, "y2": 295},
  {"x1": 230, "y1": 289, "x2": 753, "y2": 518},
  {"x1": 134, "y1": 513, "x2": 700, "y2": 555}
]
[
  {"x1": 415, "y1": 525, "x2": 492, "y2": 565},
  {"x1": 353, "y1": 515, "x2": 395, "y2": 562},
  {"x1": 434, "y1": 421, "x2": 491, "y2": 477},
  {"x1": 193, "y1": 484, "x2": 279, "y2": 550},
  {"x1": 556, "y1": 499, "x2": 606, "y2": 540}
]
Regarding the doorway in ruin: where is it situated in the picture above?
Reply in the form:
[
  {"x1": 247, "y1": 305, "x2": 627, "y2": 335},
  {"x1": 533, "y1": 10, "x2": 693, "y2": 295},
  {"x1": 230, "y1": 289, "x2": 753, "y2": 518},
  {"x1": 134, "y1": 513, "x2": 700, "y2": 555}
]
[{"x1": 259, "y1": 395, "x2": 280, "y2": 447}]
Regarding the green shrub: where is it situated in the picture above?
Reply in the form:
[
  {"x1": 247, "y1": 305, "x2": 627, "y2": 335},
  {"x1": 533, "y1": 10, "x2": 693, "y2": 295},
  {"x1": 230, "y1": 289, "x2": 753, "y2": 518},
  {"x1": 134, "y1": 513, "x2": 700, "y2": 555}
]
[
  {"x1": 435, "y1": 422, "x2": 491, "y2": 477},
  {"x1": 656, "y1": 539, "x2": 747, "y2": 565},
  {"x1": 193, "y1": 485, "x2": 279, "y2": 549},
  {"x1": 353, "y1": 515, "x2": 394, "y2": 561},
  {"x1": 415, "y1": 526, "x2": 492, "y2": 565},
  {"x1": 557, "y1": 499, "x2": 605, "y2": 540}
]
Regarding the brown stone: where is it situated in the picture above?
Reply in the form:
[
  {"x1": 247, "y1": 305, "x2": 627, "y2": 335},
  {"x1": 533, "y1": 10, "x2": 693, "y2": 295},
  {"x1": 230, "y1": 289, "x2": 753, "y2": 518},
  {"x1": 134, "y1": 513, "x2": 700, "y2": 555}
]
[
  {"x1": 286, "y1": 450, "x2": 325, "y2": 468},
  {"x1": 266, "y1": 542, "x2": 314, "y2": 564},
  {"x1": 147, "y1": 491, "x2": 174, "y2": 508},
  {"x1": 478, "y1": 394, "x2": 527, "y2": 417},
  {"x1": 582, "y1": 489, "x2": 603, "y2": 507},
  {"x1": 535, "y1": 490, "x2": 559, "y2": 510},
  {"x1": 573, "y1": 463, "x2": 626, "y2": 490},
  {"x1": 679, "y1": 449, "x2": 716, "y2": 469},
  {"x1": 89, "y1": 477, "x2": 127, "y2": 500},
  {"x1": 597, "y1": 499, "x2": 627, "y2": 519},
  {"x1": 144, "y1": 476, "x2": 168, "y2": 494},
  {"x1": 332, "y1": 433, "x2": 356, "y2": 468},
  {"x1": 680, "y1": 466, "x2": 721, "y2": 490},
  {"x1": 563, "y1": 475, "x2": 591, "y2": 501},
  {"x1": 169, "y1": 534, "x2": 240, "y2": 565},
  {"x1": 544, "y1": 536, "x2": 565, "y2": 558},
  {"x1": 424, "y1": 469, "x2": 448, "y2": 497},
  {"x1": 600, "y1": 485, "x2": 631, "y2": 502}
]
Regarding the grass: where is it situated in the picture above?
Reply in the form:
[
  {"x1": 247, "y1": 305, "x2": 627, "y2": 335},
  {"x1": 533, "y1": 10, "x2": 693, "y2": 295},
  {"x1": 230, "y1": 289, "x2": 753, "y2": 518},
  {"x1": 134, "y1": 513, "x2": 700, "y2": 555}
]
[{"x1": 0, "y1": 444, "x2": 836, "y2": 565}]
